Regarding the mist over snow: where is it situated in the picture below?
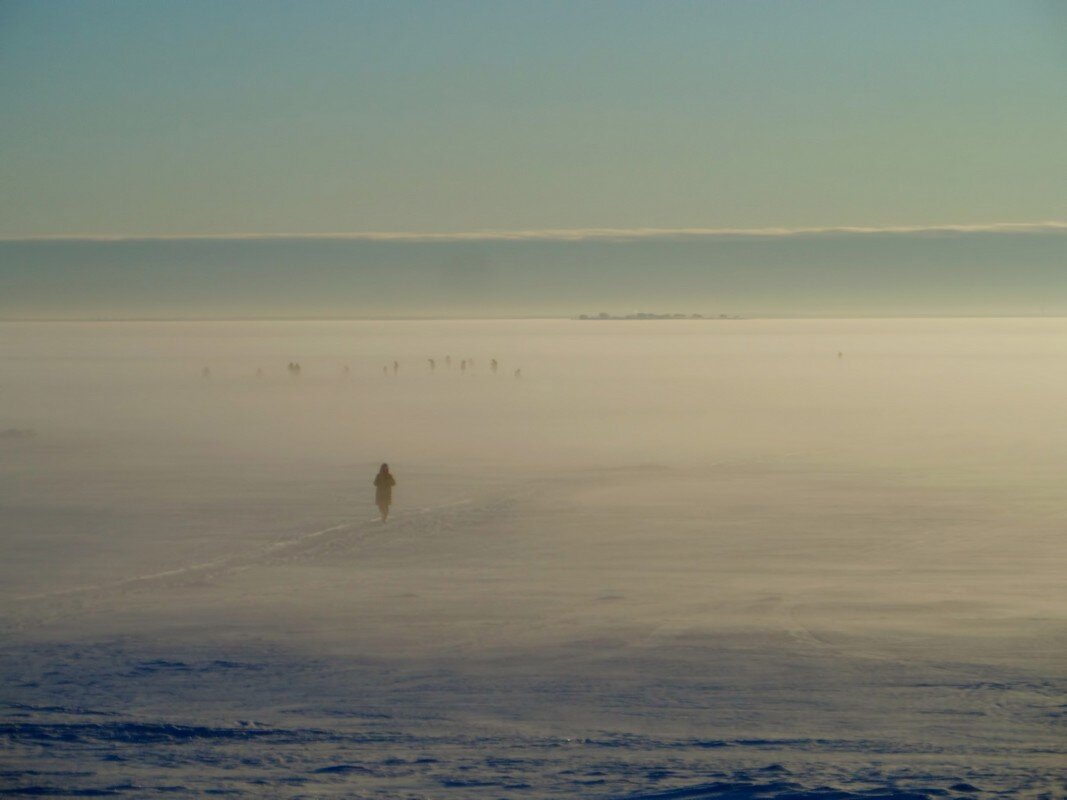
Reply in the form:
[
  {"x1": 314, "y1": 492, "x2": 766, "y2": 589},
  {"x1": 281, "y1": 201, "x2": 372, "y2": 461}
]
[
  {"x1": 2, "y1": 318, "x2": 1064, "y2": 798},
  {"x1": 4, "y1": 1, "x2": 1066, "y2": 794}
]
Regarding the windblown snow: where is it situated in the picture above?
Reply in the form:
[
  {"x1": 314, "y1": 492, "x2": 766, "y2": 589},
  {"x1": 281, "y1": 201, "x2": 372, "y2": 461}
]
[{"x1": 1, "y1": 319, "x2": 1064, "y2": 798}]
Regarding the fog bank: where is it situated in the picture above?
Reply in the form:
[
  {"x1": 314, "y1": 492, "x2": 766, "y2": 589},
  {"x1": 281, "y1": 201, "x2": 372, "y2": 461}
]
[{"x1": 2, "y1": 228, "x2": 1066, "y2": 319}]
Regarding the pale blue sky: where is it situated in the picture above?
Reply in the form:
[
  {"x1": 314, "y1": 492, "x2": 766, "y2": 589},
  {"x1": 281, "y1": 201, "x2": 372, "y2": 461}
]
[{"x1": 2, "y1": 0, "x2": 1066, "y2": 238}]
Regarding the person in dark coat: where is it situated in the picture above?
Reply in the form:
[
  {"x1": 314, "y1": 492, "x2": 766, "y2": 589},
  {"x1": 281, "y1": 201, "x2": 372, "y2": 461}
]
[{"x1": 374, "y1": 463, "x2": 396, "y2": 521}]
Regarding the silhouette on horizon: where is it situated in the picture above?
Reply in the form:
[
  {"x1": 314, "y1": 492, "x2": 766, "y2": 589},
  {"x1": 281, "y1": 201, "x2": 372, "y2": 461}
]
[
  {"x1": 491, "y1": 358, "x2": 498, "y2": 373},
  {"x1": 374, "y1": 463, "x2": 396, "y2": 521}
]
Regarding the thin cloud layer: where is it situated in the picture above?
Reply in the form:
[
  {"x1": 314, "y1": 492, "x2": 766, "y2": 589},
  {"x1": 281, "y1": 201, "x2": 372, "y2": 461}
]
[{"x1": 4, "y1": 221, "x2": 1067, "y2": 244}]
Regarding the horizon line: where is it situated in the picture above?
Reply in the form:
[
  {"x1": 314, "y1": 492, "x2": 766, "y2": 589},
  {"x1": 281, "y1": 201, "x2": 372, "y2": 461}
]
[
  {"x1": 4, "y1": 313, "x2": 1067, "y2": 323},
  {"x1": 3, "y1": 220, "x2": 1067, "y2": 244}
]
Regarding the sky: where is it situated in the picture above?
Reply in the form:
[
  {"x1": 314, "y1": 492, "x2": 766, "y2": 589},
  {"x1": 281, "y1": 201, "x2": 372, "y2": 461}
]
[{"x1": 1, "y1": 1, "x2": 1066, "y2": 317}]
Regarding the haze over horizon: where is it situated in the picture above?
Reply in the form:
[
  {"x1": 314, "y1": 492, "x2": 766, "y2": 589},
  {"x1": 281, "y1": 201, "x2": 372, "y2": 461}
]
[{"x1": 3, "y1": 225, "x2": 1066, "y2": 319}]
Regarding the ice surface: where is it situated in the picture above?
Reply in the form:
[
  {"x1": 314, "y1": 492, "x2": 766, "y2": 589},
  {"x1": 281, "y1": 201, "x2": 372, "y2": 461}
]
[{"x1": 1, "y1": 319, "x2": 1064, "y2": 798}]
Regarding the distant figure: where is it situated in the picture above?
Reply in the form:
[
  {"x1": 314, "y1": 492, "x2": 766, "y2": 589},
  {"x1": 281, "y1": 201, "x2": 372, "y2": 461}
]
[
  {"x1": 490, "y1": 358, "x2": 498, "y2": 373},
  {"x1": 374, "y1": 463, "x2": 396, "y2": 521},
  {"x1": 445, "y1": 355, "x2": 452, "y2": 368},
  {"x1": 256, "y1": 367, "x2": 264, "y2": 379},
  {"x1": 460, "y1": 359, "x2": 467, "y2": 373},
  {"x1": 837, "y1": 351, "x2": 844, "y2": 359},
  {"x1": 287, "y1": 362, "x2": 301, "y2": 377},
  {"x1": 392, "y1": 360, "x2": 399, "y2": 375},
  {"x1": 343, "y1": 365, "x2": 350, "y2": 375},
  {"x1": 428, "y1": 358, "x2": 436, "y2": 371},
  {"x1": 201, "y1": 366, "x2": 211, "y2": 379},
  {"x1": 514, "y1": 368, "x2": 522, "y2": 379},
  {"x1": 383, "y1": 365, "x2": 389, "y2": 377},
  {"x1": 0, "y1": 427, "x2": 36, "y2": 440}
]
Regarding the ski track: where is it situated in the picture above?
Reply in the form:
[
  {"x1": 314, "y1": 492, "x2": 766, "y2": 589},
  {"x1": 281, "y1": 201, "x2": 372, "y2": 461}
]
[
  {"x1": 12, "y1": 502, "x2": 454, "y2": 603},
  {"x1": 3, "y1": 496, "x2": 522, "y2": 637},
  {"x1": 11, "y1": 452, "x2": 803, "y2": 608}
]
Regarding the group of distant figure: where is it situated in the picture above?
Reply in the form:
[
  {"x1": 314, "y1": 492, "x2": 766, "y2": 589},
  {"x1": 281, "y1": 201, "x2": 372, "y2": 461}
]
[
  {"x1": 200, "y1": 353, "x2": 855, "y2": 380},
  {"x1": 201, "y1": 356, "x2": 522, "y2": 379},
  {"x1": 400, "y1": 355, "x2": 520, "y2": 379}
]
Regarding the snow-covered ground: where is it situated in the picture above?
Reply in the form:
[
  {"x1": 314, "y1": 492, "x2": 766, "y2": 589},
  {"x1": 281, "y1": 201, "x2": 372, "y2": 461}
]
[{"x1": 2, "y1": 319, "x2": 1064, "y2": 798}]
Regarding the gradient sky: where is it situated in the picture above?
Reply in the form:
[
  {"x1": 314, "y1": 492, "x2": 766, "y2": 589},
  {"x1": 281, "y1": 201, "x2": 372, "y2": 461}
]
[{"x1": 2, "y1": 0, "x2": 1066, "y2": 238}]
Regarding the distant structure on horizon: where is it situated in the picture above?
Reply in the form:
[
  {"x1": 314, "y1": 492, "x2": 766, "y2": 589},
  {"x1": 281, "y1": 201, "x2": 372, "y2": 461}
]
[{"x1": 577, "y1": 312, "x2": 740, "y2": 320}]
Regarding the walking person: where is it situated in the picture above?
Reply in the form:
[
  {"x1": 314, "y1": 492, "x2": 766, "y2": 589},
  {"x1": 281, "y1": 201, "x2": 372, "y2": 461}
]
[{"x1": 374, "y1": 463, "x2": 396, "y2": 521}]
